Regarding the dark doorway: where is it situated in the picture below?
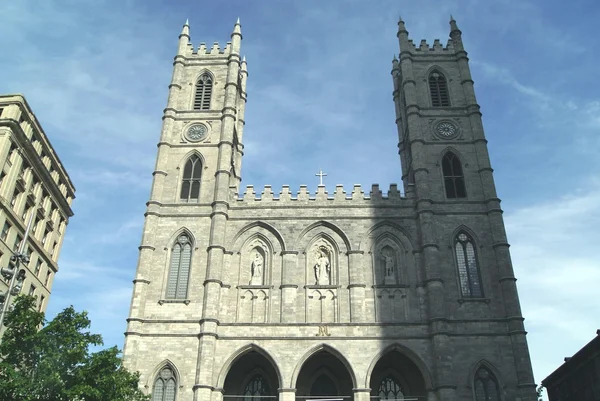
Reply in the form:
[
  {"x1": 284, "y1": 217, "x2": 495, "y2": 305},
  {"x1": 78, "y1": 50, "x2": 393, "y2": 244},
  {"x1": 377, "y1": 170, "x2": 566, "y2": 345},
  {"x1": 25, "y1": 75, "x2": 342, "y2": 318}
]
[
  {"x1": 369, "y1": 349, "x2": 427, "y2": 400},
  {"x1": 296, "y1": 350, "x2": 354, "y2": 401},
  {"x1": 223, "y1": 350, "x2": 280, "y2": 401}
]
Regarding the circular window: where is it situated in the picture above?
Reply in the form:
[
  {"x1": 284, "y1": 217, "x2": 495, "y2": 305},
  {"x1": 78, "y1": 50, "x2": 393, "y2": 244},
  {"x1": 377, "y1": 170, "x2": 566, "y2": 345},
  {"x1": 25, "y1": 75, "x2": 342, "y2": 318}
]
[
  {"x1": 434, "y1": 120, "x2": 459, "y2": 139},
  {"x1": 186, "y1": 123, "x2": 208, "y2": 142}
]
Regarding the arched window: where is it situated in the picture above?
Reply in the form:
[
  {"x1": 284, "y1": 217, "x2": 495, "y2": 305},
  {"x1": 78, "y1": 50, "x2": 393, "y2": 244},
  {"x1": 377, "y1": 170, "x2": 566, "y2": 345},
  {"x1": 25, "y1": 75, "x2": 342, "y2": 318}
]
[
  {"x1": 429, "y1": 70, "x2": 450, "y2": 107},
  {"x1": 442, "y1": 151, "x2": 466, "y2": 198},
  {"x1": 378, "y1": 376, "x2": 404, "y2": 400},
  {"x1": 152, "y1": 366, "x2": 176, "y2": 401},
  {"x1": 180, "y1": 155, "x2": 202, "y2": 202},
  {"x1": 166, "y1": 234, "x2": 192, "y2": 299},
  {"x1": 454, "y1": 232, "x2": 483, "y2": 298},
  {"x1": 194, "y1": 73, "x2": 213, "y2": 110},
  {"x1": 474, "y1": 367, "x2": 500, "y2": 401},
  {"x1": 244, "y1": 375, "x2": 270, "y2": 401}
]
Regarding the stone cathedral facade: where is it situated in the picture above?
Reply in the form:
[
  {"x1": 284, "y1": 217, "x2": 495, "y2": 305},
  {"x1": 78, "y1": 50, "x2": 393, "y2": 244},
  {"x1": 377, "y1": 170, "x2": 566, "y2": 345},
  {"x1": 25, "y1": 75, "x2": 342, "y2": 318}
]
[{"x1": 123, "y1": 17, "x2": 537, "y2": 401}]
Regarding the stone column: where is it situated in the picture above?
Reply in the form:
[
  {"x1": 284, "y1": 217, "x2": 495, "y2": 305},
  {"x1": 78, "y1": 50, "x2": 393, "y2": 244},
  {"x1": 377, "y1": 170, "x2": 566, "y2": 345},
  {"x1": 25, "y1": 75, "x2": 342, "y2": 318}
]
[
  {"x1": 280, "y1": 251, "x2": 299, "y2": 323},
  {"x1": 347, "y1": 250, "x2": 365, "y2": 322}
]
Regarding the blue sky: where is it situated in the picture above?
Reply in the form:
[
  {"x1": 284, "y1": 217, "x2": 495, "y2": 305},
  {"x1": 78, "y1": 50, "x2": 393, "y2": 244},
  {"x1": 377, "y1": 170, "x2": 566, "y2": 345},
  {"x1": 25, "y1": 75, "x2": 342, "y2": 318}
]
[{"x1": 1, "y1": 0, "x2": 598, "y2": 394}]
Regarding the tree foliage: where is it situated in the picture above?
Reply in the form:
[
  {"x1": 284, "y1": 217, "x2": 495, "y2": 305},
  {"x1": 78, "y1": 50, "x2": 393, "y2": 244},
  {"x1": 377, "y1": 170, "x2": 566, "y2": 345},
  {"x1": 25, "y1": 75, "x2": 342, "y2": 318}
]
[{"x1": 0, "y1": 296, "x2": 149, "y2": 401}]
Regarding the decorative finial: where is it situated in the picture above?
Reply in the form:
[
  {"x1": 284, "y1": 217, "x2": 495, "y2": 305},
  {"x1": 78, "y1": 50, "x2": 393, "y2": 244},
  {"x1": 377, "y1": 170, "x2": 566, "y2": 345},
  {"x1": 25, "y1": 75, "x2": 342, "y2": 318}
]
[
  {"x1": 393, "y1": 54, "x2": 398, "y2": 61},
  {"x1": 236, "y1": 17, "x2": 240, "y2": 24},
  {"x1": 242, "y1": 55, "x2": 246, "y2": 62},
  {"x1": 185, "y1": 18, "x2": 189, "y2": 26},
  {"x1": 398, "y1": 14, "x2": 404, "y2": 23},
  {"x1": 450, "y1": 14, "x2": 454, "y2": 22},
  {"x1": 449, "y1": 15, "x2": 461, "y2": 36}
]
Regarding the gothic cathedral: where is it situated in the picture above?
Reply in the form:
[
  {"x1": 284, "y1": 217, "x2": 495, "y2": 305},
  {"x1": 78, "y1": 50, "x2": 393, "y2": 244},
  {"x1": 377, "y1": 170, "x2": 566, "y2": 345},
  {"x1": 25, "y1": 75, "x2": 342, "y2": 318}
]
[{"x1": 123, "y1": 17, "x2": 537, "y2": 401}]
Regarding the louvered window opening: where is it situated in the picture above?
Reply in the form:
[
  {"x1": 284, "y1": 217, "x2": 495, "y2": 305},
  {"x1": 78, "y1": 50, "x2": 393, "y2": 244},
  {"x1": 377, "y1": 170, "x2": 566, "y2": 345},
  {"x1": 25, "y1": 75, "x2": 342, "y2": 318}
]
[
  {"x1": 442, "y1": 152, "x2": 466, "y2": 198},
  {"x1": 244, "y1": 375, "x2": 270, "y2": 401},
  {"x1": 153, "y1": 367, "x2": 177, "y2": 401},
  {"x1": 455, "y1": 232, "x2": 483, "y2": 298},
  {"x1": 429, "y1": 72, "x2": 450, "y2": 107},
  {"x1": 474, "y1": 367, "x2": 500, "y2": 401},
  {"x1": 180, "y1": 155, "x2": 202, "y2": 202},
  {"x1": 194, "y1": 74, "x2": 213, "y2": 110},
  {"x1": 378, "y1": 377, "x2": 404, "y2": 400},
  {"x1": 166, "y1": 235, "x2": 192, "y2": 299}
]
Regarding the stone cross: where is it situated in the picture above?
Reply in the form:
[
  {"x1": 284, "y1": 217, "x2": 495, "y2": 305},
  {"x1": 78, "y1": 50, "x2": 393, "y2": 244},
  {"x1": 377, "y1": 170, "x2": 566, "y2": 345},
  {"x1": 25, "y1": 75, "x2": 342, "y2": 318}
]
[{"x1": 315, "y1": 168, "x2": 327, "y2": 186}]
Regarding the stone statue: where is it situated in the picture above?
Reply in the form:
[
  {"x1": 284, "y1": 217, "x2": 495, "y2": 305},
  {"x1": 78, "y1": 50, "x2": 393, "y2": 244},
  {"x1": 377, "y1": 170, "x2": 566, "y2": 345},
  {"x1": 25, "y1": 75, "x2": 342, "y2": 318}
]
[
  {"x1": 382, "y1": 252, "x2": 395, "y2": 284},
  {"x1": 314, "y1": 249, "x2": 331, "y2": 285},
  {"x1": 250, "y1": 251, "x2": 263, "y2": 285}
]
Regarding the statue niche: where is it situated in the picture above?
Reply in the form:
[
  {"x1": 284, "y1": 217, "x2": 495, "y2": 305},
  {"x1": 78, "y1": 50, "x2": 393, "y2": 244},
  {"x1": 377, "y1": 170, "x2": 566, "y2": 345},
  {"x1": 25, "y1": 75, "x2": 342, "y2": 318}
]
[
  {"x1": 250, "y1": 250, "x2": 265, "y2": 285},
  {"x1": 312, "y1": 242, "x2": 333, "y2": 285},
  {"x1": 376, "y1": 245, "x2": 400, "y2": 285},
  {"x1": 245, "y1": 240, "x2": 267, "y2": 286}
]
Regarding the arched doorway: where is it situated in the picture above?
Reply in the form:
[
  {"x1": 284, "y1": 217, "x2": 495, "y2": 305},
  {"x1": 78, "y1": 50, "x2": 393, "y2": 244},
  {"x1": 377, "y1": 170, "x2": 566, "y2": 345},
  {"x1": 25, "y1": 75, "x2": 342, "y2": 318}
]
[
  {"x1": 369, "y1": 349, "x2": 427, "y2": 400},
  {"x1": 223, "y1": 350, "x2": 280, "y2": 401},
  {"x1": 296, "y1": 350, "x2": 354, "y2": 401}
]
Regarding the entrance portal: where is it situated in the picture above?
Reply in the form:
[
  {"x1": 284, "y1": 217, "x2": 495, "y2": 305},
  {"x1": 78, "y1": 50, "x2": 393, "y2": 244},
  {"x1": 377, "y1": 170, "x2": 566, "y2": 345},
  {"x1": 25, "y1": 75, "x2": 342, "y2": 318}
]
[
  {"x1": 223, "y1": 350, "x2": 280, "y2": 401},
  {"x1": 296, "y1": 350, "x2": 354, "y2": 401},
  {"x1": 369, "y1": 349, "x2": 427, "y2": 400}
]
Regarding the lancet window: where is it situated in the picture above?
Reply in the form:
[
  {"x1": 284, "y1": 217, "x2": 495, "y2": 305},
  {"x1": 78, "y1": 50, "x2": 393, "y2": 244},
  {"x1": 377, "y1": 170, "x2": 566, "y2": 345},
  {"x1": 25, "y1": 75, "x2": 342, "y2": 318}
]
[
  {"x1": 454, "y1": 231, "x2": 483, "y2": 298},
  {"x1": 180, "y1": 155, "x2": 202, "y2": 202},
  {"x1": 378, "y1": 377, "x2": 404, "y2": 400},
  {"x1": 194, "y1": 73, "x2": 213, "y2": 110},
  {"x1": 152, "y1": 366, "x2": 177, "y2": 401},
  {"x1": 166, "y1": 234, "x2": 192, "y2": 299},
  {"x1": 429, "y1": 70, "x2": 450, "y2": 107},
  {"x1": 442, "y1": 151, "x2": 466, "y2": 198},
  {"x1": 474, "y1": 366, "x2": 500, "y2": 401}
]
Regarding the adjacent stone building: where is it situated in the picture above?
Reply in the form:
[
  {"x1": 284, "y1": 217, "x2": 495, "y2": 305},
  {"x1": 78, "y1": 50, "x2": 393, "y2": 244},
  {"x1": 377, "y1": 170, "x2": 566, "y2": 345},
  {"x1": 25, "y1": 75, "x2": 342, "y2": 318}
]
[
  {"x1": 0, "y1": 94, "x2": 75, "y2": 316},
  {"x1": 542, "y1": 330, "x2": 600, "y2": 401},
  {"x1": 123, "y1": 18, "x2": 538, "y2": 401}
]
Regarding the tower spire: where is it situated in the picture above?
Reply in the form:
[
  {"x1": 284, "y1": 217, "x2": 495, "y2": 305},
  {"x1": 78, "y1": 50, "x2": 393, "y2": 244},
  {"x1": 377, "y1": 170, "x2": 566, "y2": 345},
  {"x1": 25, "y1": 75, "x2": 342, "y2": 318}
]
[
  {"x1": 178, "y1": 19, "x2": 191, "y2": 55},
  {"x1": 397, "y1": 15, "x2": 410, "y2": 51},
  {"x1": 449, "y1": 15, "x2": 463, "y2": 50},
  {"x1": 231, "y1": 18, "x2": 242, "y2": 53}
]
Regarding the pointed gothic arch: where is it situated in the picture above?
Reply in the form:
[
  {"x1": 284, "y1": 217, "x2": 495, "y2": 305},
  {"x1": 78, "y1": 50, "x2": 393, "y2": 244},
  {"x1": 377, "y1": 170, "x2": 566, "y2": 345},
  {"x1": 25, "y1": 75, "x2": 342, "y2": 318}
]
[
  {"x1": 149, "y1": 360, "x2": 180, "y2": 401},
  {"x1": 471, "y1": 361, "x2": 502, "y2": 401},
  {"x1": 231, "y1": 221, "x2": 286, "y2": 253},
  {"x1": 179, "y1": 152, "x2": 204, "y2": 203},
  {"x1": 217, "y1": 344, "x2": 282, "y2": 394},
  {"x1": 428, "y1": 68, "x2": 450, "y2": 107},
  {"x1": 365, "y1": 344, "x2": 432, "y2": 398},
  {"x1": 295, "y1": 220, "x2": 352, "y2": 252},
  {"x1": 441, "y1": 149, "x2": 467, "y2": 199},
  {"x1": 194, "y1": 71, "x2": 213, "y2": 110},
  {"x1": 291, "y1": 343, "x2": 357, "y2": 389},
  {"x1": 164, "y1": 228, "x2": 195, "y2": 300},
  {"x1": 452, "y1": 227, "x2": 484, "y2": 298}
]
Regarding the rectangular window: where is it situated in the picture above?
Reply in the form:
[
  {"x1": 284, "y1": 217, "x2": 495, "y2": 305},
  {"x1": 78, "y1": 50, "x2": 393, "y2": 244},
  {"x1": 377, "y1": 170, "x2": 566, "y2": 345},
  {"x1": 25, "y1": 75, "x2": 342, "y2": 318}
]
[
  {"x1": 0, "y1": 170, "x2": 5, "y2": 187},
  {"x1": 1, "y1": 221, "x2": 11, "y2": 241},
  {"x1": 38, "y1": 295, "x2": 45, "y2": 311},
  {"x1": 42, "y1": 229, "x2": 51, "y2": 245},
  {"x1": 14, "y1": 234, "x2": 23, "y2": 251},
  {"x1": 35, "y1": 259, "x2": 42, "y2": 276},
  {"x1": 28, "y1": 284, "x2": 36, "y2": 297},
  {"x1": 11, "y1": 189, "x2": 20, "y2": 207},
  {"x1": 45, "y1": 269, "x2": 52, "y2": 286}
]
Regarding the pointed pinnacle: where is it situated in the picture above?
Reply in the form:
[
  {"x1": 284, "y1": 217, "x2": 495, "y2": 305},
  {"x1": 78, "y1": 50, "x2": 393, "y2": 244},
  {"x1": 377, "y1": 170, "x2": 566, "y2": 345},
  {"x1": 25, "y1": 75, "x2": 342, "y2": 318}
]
[
  {"x1": 236, "y1": 17, "x2": 240, "y2": 24},
  {"x1": 398, "y1": 14, "x2": 404, "y2": 23},
  {"x1": 393, "y1": 54, "x2": 398, "y2": 61},
  {"x1": 242, "y1": 55, "x2": 246, "y2": 62},
  {"x1": 185, "y1": 18, "x2": 189, "y2": 26},
  {"x1": 450, "y1": 14, "x2": 454, "y2": 22}
]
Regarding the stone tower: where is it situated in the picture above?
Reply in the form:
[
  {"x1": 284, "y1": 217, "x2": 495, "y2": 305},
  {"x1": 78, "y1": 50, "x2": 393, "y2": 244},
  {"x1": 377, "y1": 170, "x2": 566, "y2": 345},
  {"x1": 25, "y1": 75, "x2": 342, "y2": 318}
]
[{"x1": 123, "y1": 17, "x2": 537, "y2": 401}]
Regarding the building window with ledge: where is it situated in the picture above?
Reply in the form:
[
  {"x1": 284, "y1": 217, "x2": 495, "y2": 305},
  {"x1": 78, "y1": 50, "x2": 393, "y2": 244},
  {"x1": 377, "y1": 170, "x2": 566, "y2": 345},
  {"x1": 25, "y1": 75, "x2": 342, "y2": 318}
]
[
  {"x1": 442, "y1": 151, "x2": 466, "y2": 198},
  {"x1": 1, "y1": 222, "x2": 11, "y2": 242},
  {"x1": 14, "y1": 235, "x2": 23, "y2": 251},
  {"x1": 45, "y1": 269, "x2": 52, "y2": 286},
  {"x1": 429, "y1": 70, "x2": 450, "y2": 107},
  {"x1": 165, "y1": 234, "x2": 192, "y2": 299},
  {"x1": 455, "y1": 231, "x2": 483, "y2": 298},
  {"x1": 180, "y1": 155, "x2": 202, "y2": 202},
  {"x1": 474, "y1": 366, "x2": 500, "y2": 401},
  {"x1": 152, "y1": 366, "x2": 176, "y2": 401},
  {"x1": 193, "y1": 73, "x2": 213, "y2": 110},
  {"x1": 35, "y1": 259, "x2": 42, "y2": 276}
]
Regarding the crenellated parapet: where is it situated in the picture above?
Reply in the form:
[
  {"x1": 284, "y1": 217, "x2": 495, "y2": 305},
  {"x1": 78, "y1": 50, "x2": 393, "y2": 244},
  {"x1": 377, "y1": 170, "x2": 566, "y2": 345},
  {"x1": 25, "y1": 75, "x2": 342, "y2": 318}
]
[{"x1": 232, "y1": 183, "x2": 411, "y2": 204}]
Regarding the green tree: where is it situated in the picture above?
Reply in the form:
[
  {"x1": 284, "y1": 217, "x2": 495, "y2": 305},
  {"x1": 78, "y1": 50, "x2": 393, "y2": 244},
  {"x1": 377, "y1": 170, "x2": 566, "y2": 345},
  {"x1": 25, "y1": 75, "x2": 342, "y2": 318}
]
[{"x1": 0, "y1": 296, "x2": 149, "y2": 401}]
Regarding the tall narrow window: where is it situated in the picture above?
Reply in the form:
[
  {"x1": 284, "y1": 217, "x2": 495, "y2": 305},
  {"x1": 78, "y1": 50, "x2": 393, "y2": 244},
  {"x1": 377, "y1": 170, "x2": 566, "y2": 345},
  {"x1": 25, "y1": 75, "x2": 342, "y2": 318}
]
[
  {"x1": 244, "y1": 375, "x2": 270, "y2": 401},
  {"x1": 166, "y1": 234, "x2": 192, "y2": 299},
  {"x1": 378, "y1": 377, "x2": 404, "y2": 400},
  {"x1": 152, "y1": 366, "x2": 177, "y2": 401},
  {"x1": 429, "y1": 71, "x2": 450, "y2": 107},
  {"x1": 194, "y1": 74, "x2": 213, "y2": 110},
  {"x1": 455, "y1": 232, "x2": 483, "y2": 298},
  {"x1": 442, "y1": 152, "x2": 466, "y2": 198},
  {"x1": 180, "y1": 155, "x2": 202, "y2": 202},
  {"x1": 474, "y1": 367, "x2": 500, "y2": 401}
]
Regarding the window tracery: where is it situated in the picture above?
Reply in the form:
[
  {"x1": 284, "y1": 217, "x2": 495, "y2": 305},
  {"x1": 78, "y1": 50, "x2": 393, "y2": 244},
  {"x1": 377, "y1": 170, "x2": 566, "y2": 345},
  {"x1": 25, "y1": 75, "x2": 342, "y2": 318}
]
[
  {"x1": 152, "y1": 366, "x2": 176, "y2": 401},
  {"x1": 429, "y1": 70, "x2": 450, "y2": 107},
  {"x1": 194, "y1": 73, "x2": 213, "y2": 110},
  {"x1": 378, "y1": 376, "x2": 404, "y2": 400},
  {"x1": 180, "y1": 155, "x2": 202, "y2": 202},
  {"x1": 455, "y1": 231, "x2": 483, "y2": 298},
  {"x1": 474, "y1": 366, "x2": 500, "y2": 401},
  {"x1": 442, "y1": 151, "x2": 466, "y2": 198}
]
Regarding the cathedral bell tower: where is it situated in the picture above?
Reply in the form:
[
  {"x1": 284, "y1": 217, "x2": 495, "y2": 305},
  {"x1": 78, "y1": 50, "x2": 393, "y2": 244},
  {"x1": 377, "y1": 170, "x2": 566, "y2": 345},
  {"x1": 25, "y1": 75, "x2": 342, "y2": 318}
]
[{"x1": 392, "y1": 17, "x2": 537, "y2": 401}]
